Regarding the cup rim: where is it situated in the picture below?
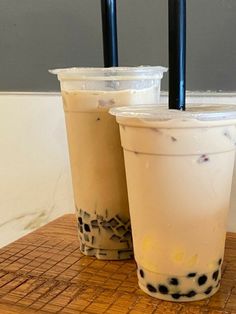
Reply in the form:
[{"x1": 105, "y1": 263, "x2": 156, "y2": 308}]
[
  {"x1": 49, "y1": 66, "x2": 168, "y2": 81},
  {"x1": 109, "y1": 104, "x2": 236, "y2": 122}
]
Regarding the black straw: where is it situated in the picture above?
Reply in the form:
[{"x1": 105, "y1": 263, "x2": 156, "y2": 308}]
[
  {"x1": 101, "y1": 0, "x2": 118, "y2": 67},
  {"x1": 168, "y1": 0, "x2": 186, "y2": 110}
]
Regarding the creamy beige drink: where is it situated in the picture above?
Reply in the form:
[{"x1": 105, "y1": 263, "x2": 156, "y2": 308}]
[
  {"x1": 50, "y1": 67, "x2": 167, "y2": 260},
  {"x1": 110, "y1": 104, "x2": 236, "y2": 299}
]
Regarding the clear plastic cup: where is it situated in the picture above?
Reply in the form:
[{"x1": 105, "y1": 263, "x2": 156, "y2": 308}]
[
  {"x1": 50, "y1": 66, "x2": 167, "y2": 260},
  {"x1": 110, "y1": 104, "x2": 236, "y2": 299}
]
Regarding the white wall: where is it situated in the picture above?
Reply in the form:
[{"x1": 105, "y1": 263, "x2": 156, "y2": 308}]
[
  {"x1": 0, "y1": 93, "x2": 74, "y2": 247},
  {"x1": 0, "y1": 93, "x2": 236, "y2": 247}
]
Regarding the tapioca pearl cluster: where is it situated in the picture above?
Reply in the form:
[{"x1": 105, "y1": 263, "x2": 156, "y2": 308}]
[{"x1": 138, "y1": 258, "x2": 222, "y2": 300}]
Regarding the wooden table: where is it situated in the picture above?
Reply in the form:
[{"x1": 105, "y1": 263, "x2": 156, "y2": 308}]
[{"x1": 0, "y1": 214, "x2": 236, "y2": 314}]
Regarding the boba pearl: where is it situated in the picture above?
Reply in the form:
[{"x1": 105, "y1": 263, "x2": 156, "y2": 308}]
[
  {"x1": 205, "y1": 286, "x2": 213, "y2": 295},
  {"x1": 187, "y1": 272, "x2": 196, "y2": 278},
  {"x1": 218, "y1": 258, "x2": 222, "y2": 265},
  {"x1": 186, "y1": 290, "x2": 196, "y2": 298},
  {"x1": 212, "y1": 270, "x2": 219, "y2": 281},
  {"x1": 78, "y1": 217, "x2": 83, "y2": 225},
  {"x1": 139, "y1": 269, "x2": 144, "y2": 278},
  {"x1": 172, "y1": 293, "x2": 181, "y2": 300},
  {"x1": 158, "y1": 285, "x2": 169, "y2": 294},
  {"x1": 147, "y1": 284, "x2": 157, "y2": 293},
  {"x1": 198, "y1": 275, "x2": 207, "y2": 286},
  {"x1": 169, "y1": 278, "x2": 179, "y2": 286}
]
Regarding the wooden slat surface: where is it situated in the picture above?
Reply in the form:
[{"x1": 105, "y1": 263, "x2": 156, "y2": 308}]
[{"x1": 0, "y1": 214, "x2": 236, "y2": 314}]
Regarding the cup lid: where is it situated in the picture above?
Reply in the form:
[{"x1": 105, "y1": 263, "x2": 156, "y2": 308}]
[
  {"x1": 49, "y1": 66, "x2": 168, "y2": 81},
  {"x1": 110, "y1": 104, "x2": 236, "y2": 121}
]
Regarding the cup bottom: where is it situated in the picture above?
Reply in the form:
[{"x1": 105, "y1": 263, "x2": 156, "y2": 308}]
[
  {"x1": 137, "y1": 262, "x2": 222, "y2": 302},
  {"x1": 138, "y1": 281, "x2": 220, "y2": 302},
  {"x1": 80, "y1": 242, "x2": 133, "y2": 260}
]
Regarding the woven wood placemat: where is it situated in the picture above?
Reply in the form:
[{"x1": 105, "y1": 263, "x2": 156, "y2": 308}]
[{"x1": 0, "y1": 214, "x2": 235, "y2": 314}]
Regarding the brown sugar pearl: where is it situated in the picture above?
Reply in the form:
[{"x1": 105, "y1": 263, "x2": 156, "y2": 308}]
[
  {"x1": 212, "y1": 270, "x2": 219, "y2": 281},
  {"x1": 147, "y1": 284, "x2": 157, "y2": 293},
  {"x1": 205, "y1": 286, "x2": 213, "y2": 295},
  {"x1": 139, "y1": 269, "x2": 144, "y2": 278},
  {"x1": 172, "y1": 293, "x2": 181, "y2": 300},
  {"x1": 158, "y1": 285, "x2": 169, "y2": 295},
  {"x1": 198, "y1": 275, "x2": 207, "y2": 286},
  {"x1": 169, "y1": 278, "x2": 179, "y2": 286},
  {"x1": 187, "y1": 272, "x2": 196, "y2": 278},
  {"x1": 186, "y1": 290, "x2": 196, "y2": 298}
]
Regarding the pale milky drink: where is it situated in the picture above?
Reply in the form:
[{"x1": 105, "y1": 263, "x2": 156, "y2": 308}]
[
  {"x1": 110, "y1": 105, "x2": 236, "y2": 300},
  {"x1": 50, "y1": 67, "x2": 167, "y2": 260}
]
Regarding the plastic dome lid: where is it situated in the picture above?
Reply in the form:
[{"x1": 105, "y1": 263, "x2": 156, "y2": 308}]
[
  {"x1": 110, "y1": 104, "x2": 236, "y2": 121},
  {"x1": 49, "y1": 66, "x2": 168, "y2": 81}
]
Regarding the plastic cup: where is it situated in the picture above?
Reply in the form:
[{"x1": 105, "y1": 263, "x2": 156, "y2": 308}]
[
  {"x1": 110, "y1": 104, "x2": 236, "y2": 299},
  {"x1": 50, "y1": 66, "x2": 167, "y2": 260}
]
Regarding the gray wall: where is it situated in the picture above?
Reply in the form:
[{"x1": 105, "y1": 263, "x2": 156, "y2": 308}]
[{"x1": 1, "y1": 0, "x2": 236, "y2": 92}]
